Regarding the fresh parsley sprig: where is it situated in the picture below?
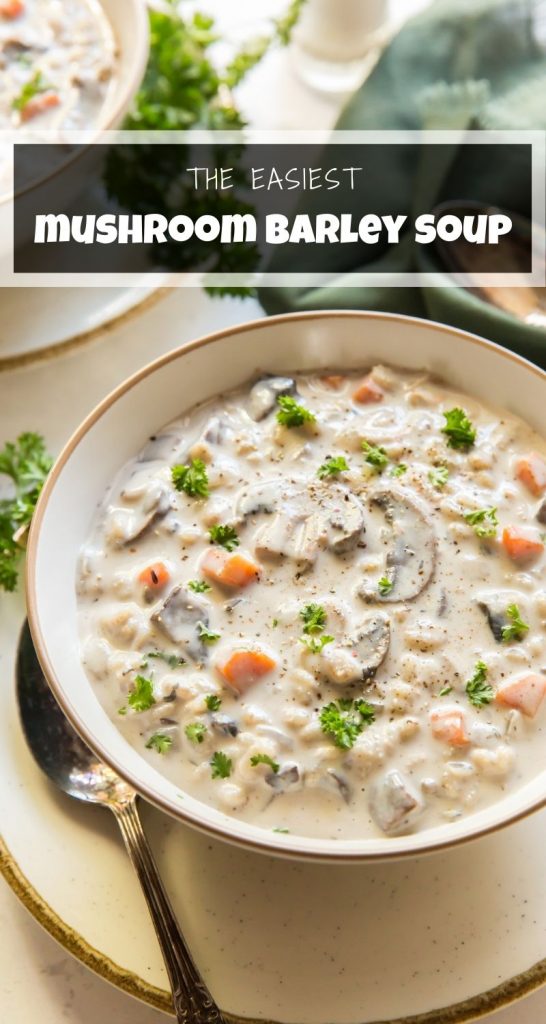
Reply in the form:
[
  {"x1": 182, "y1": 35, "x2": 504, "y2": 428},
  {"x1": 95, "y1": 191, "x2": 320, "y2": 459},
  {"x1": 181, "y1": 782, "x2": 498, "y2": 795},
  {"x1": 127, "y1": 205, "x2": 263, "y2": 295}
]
[
  {"x1": 210, "y1": 751, "x2": 232, "y2": 779},
  {"x1": 362, "y1": 440, "x2": 389, "y2": 473},
  {"x1": 250, "y1": 753, "x2": 280, "y2": 773},
  {"x1": 464, "y1": 506, "x2": 498, "y2": 539},
  {"x1": 0, "y1": 432, "x2": 53, "y2": 592},
  {"x1": 429, "y1": 465, "x2": 449, "y2": 489},
  {"x1": 209, "y1": 523, "x2": 239, "y2": 551},
  {"x1": 301, "y1": 634, "x2": 334, "y2": 653},
  {"x1": 319, "y1": 698, "x2": 375, "y2": 750},
  {"x1": 120, "y1": 675, "x2": 156, "y2": 714},
  {"x1": 276, "y1": 395, "x2": 316, "y2": 428},
  {"x1": 171, "y1": 459, "x2": 209, "y2": 498},
  {"x1": 442, "y1": 408, "x2": 476, "y2": 449},
  {"x1": 188, "y1": 579, "x2": 211, "y2": 593},
  {"x1": 185, "y1": 722, "x2": 207, "y2": 744},
  {"x1": 501, "y1": 604, "x2": 529, "y2": 643},
  {"x1": 317, "y1": 455, "x2": 349, "y2": 479},
  {"x1": 465, "y1": 661, "x2": 494, "y2": 708},
  {"x1": 145, "y1": 732, "x2": 173, "y2": 754},
  {"x1": 300, "y1": 602, "x2": 326, "y2": 634}
]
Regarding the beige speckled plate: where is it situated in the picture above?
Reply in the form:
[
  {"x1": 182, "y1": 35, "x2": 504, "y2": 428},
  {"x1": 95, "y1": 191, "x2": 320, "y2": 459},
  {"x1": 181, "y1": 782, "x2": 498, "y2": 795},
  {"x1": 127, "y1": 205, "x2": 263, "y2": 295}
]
[{"x1": 1, "y1": 293, "x2": 545, "y2": 1023}]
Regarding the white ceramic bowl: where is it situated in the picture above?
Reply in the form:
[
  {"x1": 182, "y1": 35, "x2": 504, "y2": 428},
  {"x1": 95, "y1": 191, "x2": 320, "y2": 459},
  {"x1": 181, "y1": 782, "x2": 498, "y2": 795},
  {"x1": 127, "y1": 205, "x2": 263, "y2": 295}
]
[
  {"x1": 26, "y1": 311, "x2": 546, "y2": 862},
  {"x1": 0, "y1": 0, "x2": 149, "y2": 263}
]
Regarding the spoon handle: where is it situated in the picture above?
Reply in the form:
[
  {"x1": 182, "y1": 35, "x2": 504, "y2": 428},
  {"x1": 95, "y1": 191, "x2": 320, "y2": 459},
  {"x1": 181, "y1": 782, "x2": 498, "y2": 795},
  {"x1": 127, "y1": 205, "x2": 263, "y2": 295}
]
[{"x1": 112, "y1": 797, "x2": 227, "y2": 1024}]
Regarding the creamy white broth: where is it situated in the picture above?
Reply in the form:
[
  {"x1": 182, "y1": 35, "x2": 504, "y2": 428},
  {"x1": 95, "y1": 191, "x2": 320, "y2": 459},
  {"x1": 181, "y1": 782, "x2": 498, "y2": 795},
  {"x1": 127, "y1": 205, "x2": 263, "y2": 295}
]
[
  {"x1": 77, "y1": 365, "x2": 546, "y2": 840},
  {"x1": 1, "y1": 0, "x2": 117, "y2": 130}
]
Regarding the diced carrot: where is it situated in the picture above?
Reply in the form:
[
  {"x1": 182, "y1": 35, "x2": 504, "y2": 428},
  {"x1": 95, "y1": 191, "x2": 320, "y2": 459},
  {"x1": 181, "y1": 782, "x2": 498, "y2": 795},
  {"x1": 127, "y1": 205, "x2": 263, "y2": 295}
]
[
  {"x1": 515, "y1": 452, "x2": 546, "y2": 497},
  {"x1": 217, "y1": 649, "x2": 276, "y2": 694},
  {"x1": 0, "y1": 0, "x2": 25, "y2": 18},
  {"x1": 430, "y1": 707, "x2": 468, "y2": 746},
  {"x1": 496, "y1": 673, "x2": 546, "y2": 718},
  {"x1": 353, "y1": 374, "x2": 384, "y2": 404},
  {"x1": 321, "y1": 375, "x2": 345, "y2": 389},
  {"x1": 201, "y1": 547, "x2": 260, "y2": 589},
  {"x1": 20, "y1": 92, "x2": 60, "y2": 122},
  {"x1": 138, "y1": 561, "x2": 170, "y2": 591},
  {"x1": 502, "y1": 525, "x2": 544, "y2": 563}
]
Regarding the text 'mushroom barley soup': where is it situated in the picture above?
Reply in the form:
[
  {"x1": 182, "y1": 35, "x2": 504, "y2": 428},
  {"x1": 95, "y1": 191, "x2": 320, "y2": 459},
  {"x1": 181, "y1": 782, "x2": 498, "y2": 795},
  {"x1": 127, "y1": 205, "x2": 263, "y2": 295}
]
[{"x1": 77, "y1": 365, "x2": 546, "y2": 839}]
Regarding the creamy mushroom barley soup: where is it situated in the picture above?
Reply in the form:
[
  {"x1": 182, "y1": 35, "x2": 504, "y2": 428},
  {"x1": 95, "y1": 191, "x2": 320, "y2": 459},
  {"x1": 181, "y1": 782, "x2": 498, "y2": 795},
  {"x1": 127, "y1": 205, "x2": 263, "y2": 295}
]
[{"x1": 78, "y1": 365, "x2": 546, "y2": 839}]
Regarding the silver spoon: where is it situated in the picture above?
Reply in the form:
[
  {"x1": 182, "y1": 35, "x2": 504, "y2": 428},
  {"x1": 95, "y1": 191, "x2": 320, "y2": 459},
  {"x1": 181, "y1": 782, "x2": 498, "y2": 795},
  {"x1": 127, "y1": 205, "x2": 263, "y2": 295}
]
[{"x1": 16, "y1": 619, "x2": 227, "y2": 1024}]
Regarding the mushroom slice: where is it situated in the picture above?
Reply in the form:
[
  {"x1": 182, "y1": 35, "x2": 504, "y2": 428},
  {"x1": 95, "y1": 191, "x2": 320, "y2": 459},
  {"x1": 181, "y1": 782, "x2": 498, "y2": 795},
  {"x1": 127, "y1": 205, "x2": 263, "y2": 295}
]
[
  {"x1": 321, "y1": 613, "x2": 390, "y2": 684},
  {"x1": 477, "y1": 590, "x2": 528, "y2": 644},
  {"x1": 248, "y1": 376, "x2": 296, "y2": 420},
  {"x1": 360, "y1": 489, "x2": 436, "y2": 603},
  {"x1": 210, "y1": 713, "x2": 239, "y2": 738},
  {"x1": 536, "y1": 499, "x2": 546, "y2": 526},
  {"x1": 266, "y1": 762, "x2": 302, "y2": 792},
  {"x1": 234, "y1": 478, "x2": 284, "y2": 520},
  {"x1": 369, "y1": 769, "x2": 424, "y2": 836},
  {"x1": 151, "y1": 586, "x2": 211, "y2": 663},
  {"x1": 322, "y1": 486, "x2": 366, "y2": 553},
  {"x1": 107, "y1": 480, "x2": 171, "y2": 546}
]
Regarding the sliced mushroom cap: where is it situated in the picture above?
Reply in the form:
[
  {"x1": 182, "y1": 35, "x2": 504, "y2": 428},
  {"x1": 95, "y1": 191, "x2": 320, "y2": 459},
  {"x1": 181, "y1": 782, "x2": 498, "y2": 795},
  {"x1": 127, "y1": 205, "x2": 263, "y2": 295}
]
[
  {"x1": 151, "y1": 586, "x2": 211, "y2": 663},
  {"x1": 252, "y1": 481, "x2": 365, "y2": 566},
  {"x1": 321, "y1": 613, "x2": 390, "y2": 684},
  {"x1": 369, "y1": 769, "x2": 424, "y2": 836},
  {"x1": 210, "y1": 713, "x2": 239, "y2": 738},
  {"x1": 536, "y1": 499, "x2": 546, "y2": 526},
  {"x1": 234, "y1": 478, "x2": 283, "y2": 520},
  {"x1": 266, "y1": 762, "x2": 302, "y2": 792},
  {"x1": 107, "y1": 480, "x2": 172, "y2": 547},
  {"x1": 248, "y1": 376, "x2": 296, "y2": 421},
  {"x1": 359, "y1": 489, "x2": 436, "y2": 603},
  {"x1": 477, "y1": 590, "x2": 528, "y2": 643},
  {"x1": 202, "y1": 415, "x2": 229, "y2": 445}
]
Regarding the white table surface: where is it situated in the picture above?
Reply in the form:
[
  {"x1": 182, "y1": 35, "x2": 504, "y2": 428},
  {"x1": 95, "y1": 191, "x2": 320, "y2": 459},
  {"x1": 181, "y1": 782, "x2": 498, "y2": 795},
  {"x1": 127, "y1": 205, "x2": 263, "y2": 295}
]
[{"x1": 1, "y1": 1, "x2": 545, "y2": 1021}]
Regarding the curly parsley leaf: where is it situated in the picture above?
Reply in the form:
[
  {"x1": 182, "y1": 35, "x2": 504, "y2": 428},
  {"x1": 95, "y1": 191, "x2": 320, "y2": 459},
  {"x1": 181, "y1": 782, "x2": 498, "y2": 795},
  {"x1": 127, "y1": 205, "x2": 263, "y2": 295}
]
[
  {"x1": 390, "y1": 463, "x2": 407, "y2": 478},
  {"x1": 301, "y1": 634, "x2": 334, "y2": 653},
  {"x1": 317, "y1": 455, "x2": 349, "y2": 479},
  {"x1": 208, "y1": 523, "x2": 239, "y2": 551},
  {"x1": 429, "y1": 465, "x2": 449, "y2": 489},
  {"x1": 465, "y1": 661, "x2": 494, "y2": 708},
  {"x1": 125, "y1": 675, "x2": 155, "y2": 713},
  {"x1": 276, "y1": 395, "x2": 316, "y2": 428},
  {"x1": 205, "y1": 694, "x2": 222, "y2": 712},
  {"x1": 0, "y1": 432, "x2": 53, "y2": 592},
  {"x1": 210, "y1": 751, "x2": 233, "y2": 779},
  {"x1": 319, "y1": 698, "x2": 375, "y2": 750},
  {"x1": 464, "y1": 506, "x2": 498, "y2": 538},
  {"x1": 300, "y1": 602, "x2": 326, "y2": 634},
  {"x1": 185, "y1": 722, "x2": 207, "y2": 744},
  {"x1": 501, "y1": 604, "x2": 530, "y2": 643},
  {"x1": 378, "y1": 575, "x2": 393, "y2": 596},
  {"x1": 188, "y1": 578, "x2": 212, "y2": 593},
  {"x1": 250, "y1": 753, "x2": 280, "y2": 773},
  {"x1": 197, "y1": 621, "x2": 220, "y2": 645},
  {"x1": 145, "y1": 732, "x2": 173, "y2": 754},
  {"x1": 145, "y1": 650, "x2": 186, "y2": 669},
  {"x1": 12, "y1": 70, "x2": 51, "y2": 112},
  {"x1": 171, "y1": 459, "x2": 209, "y2": 498},
  {"x1": 442, "y1": 408, "x2": 476, "y2": 449},
  {"x1": 362, "y1": 440, "x2": 389, "y2": 473}
]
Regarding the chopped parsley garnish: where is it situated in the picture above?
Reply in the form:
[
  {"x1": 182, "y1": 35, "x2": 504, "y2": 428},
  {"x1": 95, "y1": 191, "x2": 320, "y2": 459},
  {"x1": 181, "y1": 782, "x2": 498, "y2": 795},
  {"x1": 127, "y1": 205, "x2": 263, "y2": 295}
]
[
  {"x1": 317, "y1": 455, "x2": 349, "y2": 479},
  {"x1": 390, "y1": 463, "x2": 407, "y2": 478},
  {"x1": 185, "y1": 722, "x2": 207, "y2": 744},
  {"x1": 145, "y1": 650, "x2": 185, "y2": 669},
  {"x1": 205, "y1": 694, "x2": 222, "y2": 712},
  {"x1": 0, "y1": 431, "x2": 53, "y2": 592},
  {"x1": 301, "y1": 634, "x2": 334, "y2": 653},
  {"x1": 276, "y1": 395, "x2": 316, "y2": 427},
  {"x1": 171, "y1": 459, "x2": 209, "y2": 497},
  {"x1": 439, "y1": 685, "x2": 453, "y2": 697},
  {"x1": 271, "y1": 618, "x2": 279, "y2": 628},
  {"x1": 501, "y1": 604, "x2": 530, "y2": 643},
  {"x1": 12, "y1": 70, "x2": 51, "y2": 112},
  {"x1": 361, "y1": 440, "x2": 389, "y2": 473},
  {"x1": 429, "y1": 465, "x2": 449, "y2": 489},
  {"x1": 378, "y1": 575, "x2": 393, "y2": 596},
  {"x1": 319, "y1": 698, "x2": 375, "y2": 750},
  {"x1": 145, "y1": 732, "x2": 173, "y2": 754},
  {"x1": 272, "y1": 827, "x2": 290, "y2": 834},
  {"x1": 300, "y1": 602, "x2": 327, "y2": 634},
  {"x1": 464, "y1": 506, "x2": 498, "y2": 538},
  {"x1": 250, "y1": 753, "x2": 280, "y2": 773},
  {"x1": 197, "y1": 621, "x2": 220, "y2": 644},
  {"x1": 124, "y1": 675, "x2": 155, "y2": 713},
  {"x1": 442, "y1": 408, "x2": 476, "y2": 449},
  {"x1": 210, "y1": 751, "x2": 233, "y2": 779},
  {"x1": 209, "y1": 523, "x2": 239, "y2": 551},
  {"x1": 465, "y1": 661, "x2": 494, "y2": 708},
  {"x1": 188, "y1": 579, "x2": 211, "y2": 593}
]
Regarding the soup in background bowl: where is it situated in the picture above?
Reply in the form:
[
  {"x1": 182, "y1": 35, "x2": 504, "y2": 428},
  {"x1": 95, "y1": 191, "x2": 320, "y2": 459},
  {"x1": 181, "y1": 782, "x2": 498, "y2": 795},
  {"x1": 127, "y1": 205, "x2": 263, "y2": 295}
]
[{"x1": 27, "y1": 312, "x2": 546, "y2": 862}]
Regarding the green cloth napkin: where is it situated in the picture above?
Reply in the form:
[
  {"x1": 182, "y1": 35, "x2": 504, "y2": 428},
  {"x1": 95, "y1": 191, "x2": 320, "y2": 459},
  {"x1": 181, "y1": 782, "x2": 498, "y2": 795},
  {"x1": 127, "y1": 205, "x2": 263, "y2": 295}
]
[{"x1": 259, "y1": 0, "x2": 546, "y2": 367}]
